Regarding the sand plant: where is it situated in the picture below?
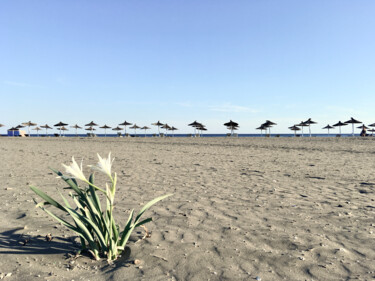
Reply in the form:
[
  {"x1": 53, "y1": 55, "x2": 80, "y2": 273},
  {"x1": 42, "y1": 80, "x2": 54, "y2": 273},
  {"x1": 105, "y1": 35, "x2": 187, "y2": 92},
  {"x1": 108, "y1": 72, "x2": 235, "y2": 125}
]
[{"x1": 30, "y1": 153, "x2": 172, "y2": 261}]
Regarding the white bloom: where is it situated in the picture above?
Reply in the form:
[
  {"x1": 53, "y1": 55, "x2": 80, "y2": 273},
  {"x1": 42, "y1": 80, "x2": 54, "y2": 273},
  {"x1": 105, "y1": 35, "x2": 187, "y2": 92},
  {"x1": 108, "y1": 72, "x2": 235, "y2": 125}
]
[
  {"x1": 88, "y1": 153, "x2": 114, "y2": 178},
  {"x1": 62, "y1": 157, "x2": 88, "y2": 182}
]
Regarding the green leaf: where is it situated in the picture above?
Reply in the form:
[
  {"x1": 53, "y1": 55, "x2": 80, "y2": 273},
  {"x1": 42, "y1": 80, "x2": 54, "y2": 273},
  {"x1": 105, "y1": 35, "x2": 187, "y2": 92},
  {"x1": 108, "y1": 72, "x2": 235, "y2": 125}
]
[
  {"x1": 134, "y1": 194, "x2": 172, "y2": 224},
  {"x1": 134, "y1": 217, "x2": 152, "y2": 228},
  {"x1": 30, "y1": 186, "x2": 65, "y2": 212},
  {"x1": 119, "y1": 209, "x2": 134, "y2": 247}
]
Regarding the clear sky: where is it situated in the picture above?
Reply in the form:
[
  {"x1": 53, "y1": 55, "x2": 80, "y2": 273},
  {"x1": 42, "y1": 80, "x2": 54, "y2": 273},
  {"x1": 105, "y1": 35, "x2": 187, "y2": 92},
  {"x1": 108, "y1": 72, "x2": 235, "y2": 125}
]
[{"x1": 1, "y1": 0, "x2": 375, "y2": 134}]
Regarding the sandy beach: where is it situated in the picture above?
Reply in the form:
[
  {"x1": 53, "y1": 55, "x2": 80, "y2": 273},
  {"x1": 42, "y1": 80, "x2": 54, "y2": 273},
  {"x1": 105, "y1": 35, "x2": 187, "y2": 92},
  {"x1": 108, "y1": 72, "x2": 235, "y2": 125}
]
[{"x1": 0, "y1": 137, "x2": 374, "y2": 280}]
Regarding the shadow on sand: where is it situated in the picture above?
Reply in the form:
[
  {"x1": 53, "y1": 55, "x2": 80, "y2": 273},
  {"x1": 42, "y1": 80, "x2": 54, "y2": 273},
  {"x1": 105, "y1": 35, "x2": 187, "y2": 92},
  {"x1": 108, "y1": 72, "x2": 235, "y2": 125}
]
[
  {"x1": 0, "y1": 227, "x2": 78, "y2": 255},
  {"x1": 0, "y1": 227, "x2": 133, "y2": 270}
]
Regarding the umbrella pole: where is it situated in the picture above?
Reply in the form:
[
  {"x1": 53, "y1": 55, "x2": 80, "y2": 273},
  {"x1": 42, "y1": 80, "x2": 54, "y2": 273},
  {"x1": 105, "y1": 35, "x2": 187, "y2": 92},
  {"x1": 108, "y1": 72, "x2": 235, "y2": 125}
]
[
  {"x1": 309, "y1": 125, "x2": 311, "y2": 137},
  {"x1": 339, "y1": 126, "x2": 341, "y2": 135},
  {"x1": 352, "y1": 124, "x2": 354, "y2": 137}
]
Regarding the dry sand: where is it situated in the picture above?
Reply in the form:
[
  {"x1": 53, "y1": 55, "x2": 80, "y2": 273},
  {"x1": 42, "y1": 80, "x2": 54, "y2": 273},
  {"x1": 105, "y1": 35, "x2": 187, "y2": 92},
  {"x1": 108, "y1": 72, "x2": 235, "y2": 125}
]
[{"x1": 0, "y1": 137, "x2": 374, "y2": 280}]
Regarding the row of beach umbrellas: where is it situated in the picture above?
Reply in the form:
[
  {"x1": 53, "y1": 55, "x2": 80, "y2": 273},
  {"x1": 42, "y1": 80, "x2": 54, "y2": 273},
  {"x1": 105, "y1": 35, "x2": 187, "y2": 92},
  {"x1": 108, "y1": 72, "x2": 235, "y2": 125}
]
[
  {"x1": 288, "y1": 117, "x2": 375, "y2": 136},
  {"x1": 3, "y1": 121, "x2": 180, "y2": 137},
  {"x1": 3, "y1": 117, "x2": 375, "y2": 137}
]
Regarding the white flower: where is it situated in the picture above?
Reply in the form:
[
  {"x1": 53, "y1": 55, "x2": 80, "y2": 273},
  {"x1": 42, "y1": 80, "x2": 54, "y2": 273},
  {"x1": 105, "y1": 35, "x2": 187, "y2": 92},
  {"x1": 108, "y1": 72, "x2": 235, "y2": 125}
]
[
  {"x1": 62, "y1": 157, "x2": 88, "y2": 182},
  {"x1": 88, "y1": 153, "x2": 114, "y2": 178}
]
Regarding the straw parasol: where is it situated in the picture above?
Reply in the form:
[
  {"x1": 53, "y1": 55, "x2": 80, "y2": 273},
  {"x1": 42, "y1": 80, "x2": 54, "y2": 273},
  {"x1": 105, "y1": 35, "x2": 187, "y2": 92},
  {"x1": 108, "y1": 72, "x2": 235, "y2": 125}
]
[
  {"x1": 85, "y1": 126, "x2": 96, "y2": 136},
  {"x1": 112, "y1": 126, "x2": 123, "y2": 136},
  {"x1": 224, "y1": 120, "x2": 239, "y2": 136},
  {"x1": 357, "y1": 124, "x2": 368, "y2": 130},
  {"x1": 288, "y1": 125, "x2": 301, "y2": 137},
  {"x1": 368, "y1": 123, "x2": 375, "y2": 128},
  {"x1": 119, "y1": 121, "x2": 132, "y2": 136},
  {"x1": 168, "y1": 126, "x2": 178, "y2": 137},
  {"x1": 344, "y1": 117, "x2": 362, "y2": 136},
  {"x1": 161, "y1": 124, "x2": 171, "y2": 136},
  {"x1": 296, "y1": 121, "x2": 309, "y2": 137},
  {"x1": 141, "y1": 126, "x2": 151, "y2": 137},
  {"x1": 262, "y1": 120, "x2": 277, "y2": 135},
  {"x1": 333, "y1": 121, "x2": 348, "y2": 136},
  {"x1": 85, "y1": 121, "x2": 98, "y2": 135},
  {"x1": 32, "y1": 126, "x2": 42, "y2": 136},
  {"x1": 152, "y1": 121, "x2": 164, "y2": 136},
  {"x1": 197, "y1": 125, "x2": 207, "y2": 136},
  {"x1": 100, "y1": 124, "x2": 112, "y2": 137},
  {"x1": 368, "y1": 129, "x2": 375, "y2": 136},
  {"x1": 322, "y1": 124, "x2": 334, "y2": 136},
  {"x1": 41, "y1": 124, "x2": 52, "y2": 136},
  {"x1": 8, "y1": 127, "x2": 19, "y2": 136},
  {"x1": 60, "y1": 126, "x2": 69, "y2": 136},
  {"x1": 304, "y1": 118, "x2": 317, "y2": 137},
  {"x1": 54, "y1": 122, "x2": 68, "y2": 136},
  {"x1": 130, "y1": 124, "x2": 140, "y2": 136},
  {"x1": 22, "y1": 121, "x2": 37, "y2": 136},
  {"x1": 256, "y1": 125, "x2": 267, "y2": 136},
  {"x1": 70, "y1": 124, "x2": 82, "y2": 136},
  {"x1": 188, "y1": 121, "x2": 203, "y2": 136}
]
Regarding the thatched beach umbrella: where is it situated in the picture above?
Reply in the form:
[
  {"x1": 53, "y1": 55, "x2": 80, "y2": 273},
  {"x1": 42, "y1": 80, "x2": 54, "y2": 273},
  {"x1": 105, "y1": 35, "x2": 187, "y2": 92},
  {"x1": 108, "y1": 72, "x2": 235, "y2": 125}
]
[
  {"x1": 368, "y1": 129, "x2": 375, "y2": 136},
  {"x1": 130, "y1": 124, "x2": 140, "y2": 136},
  {"x1": 112, "y1": 126, "x2": 123, "y2": 136},
  {"x1": 262, "y1": 120, "x2": 277, "y2": 135},
  {"x1": 357, "y1": 124, "x2": 368, "y2": 130},
  {"x1": 198, "y1": 125, "x2": 207, "y2": 136},
  {"x1": 100, "y1": 124, "x2": 112, "y2": 137},
  {"x1": 85, "y1": 126, "x2": 96, "y2": 136},
  {"x1": 224, "y1": 120, "x2": 239, "y2": 136},
  {"x1": 22, "y1": 121, "x2": 37, "y2": 136},
  {"x1": 141, "y1": 126, "x2": 150, "y2": 137},
  {"x1": 288, "y1": 125, "x2": 301, "y2": 137},
  {"x1": 60, "y1": 126, "x2": 69, "y2": 136},
  {"x1": 188, "y1": 121, "x2": 203, "y2": 135},
  {"x1": 85, "y1": 121, "x2": 98, "y2": 135},
  {"x1": 8, "y1": 127, "x2": 19, "y2": 136},
  {"x1": 152, "y1": 121, "x2": 164, "y2": 136},
  {"x1": 168, "y1": 126, "x2": 178, "y2": 137},
  {"x1": 70, "y1": 124, "x2": 82, "y2": 136},
  {"x1": 54, "y1": 122, "x2": 68, "y2": 136},
  {"x1": 256, "y1": 126, "x2": 266, "y2": 136},
  {"x1": 368, "y1": 123, "x2": 375, "y2": 128},
  {"x1": 333, "y1": 121, "x2": 348, "y2": 136},
  {"x1": 322, "y1": 124, "x2": 334, "y2": 136},
  {"x1": 304, "y1": 118, "x2": 317, "y2": 137},
  {"x1": 32, "y1": 126, "x2": 42, "y2": 136},
  {"x1": 41, "y1": 124, "x2": 52, "y2": 136},
  {"x1": 296, "y1": 121, "x2": 309, "y2": 137},
  {"x1": 161, "y1": 124, "x2": 171, "y2": 136},
  {"x1": 344, "y1": 117, "x2": 362, "y2": 136},
  {"x1": 119, "y1": 121, "x2": 132, "y2": 136}
]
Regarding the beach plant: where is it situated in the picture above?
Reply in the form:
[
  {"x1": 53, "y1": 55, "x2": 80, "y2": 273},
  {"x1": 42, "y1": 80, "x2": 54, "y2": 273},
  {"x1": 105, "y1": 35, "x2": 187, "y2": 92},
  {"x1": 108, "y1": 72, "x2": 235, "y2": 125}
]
[{"x1": 29, "y1": 153, "x2": 172, "y2": 261}]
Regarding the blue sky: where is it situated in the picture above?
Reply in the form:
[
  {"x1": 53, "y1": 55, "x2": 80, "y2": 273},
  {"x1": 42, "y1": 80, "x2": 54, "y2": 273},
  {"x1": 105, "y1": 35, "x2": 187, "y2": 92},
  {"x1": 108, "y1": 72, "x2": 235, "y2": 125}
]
[{"x1": 1, "y1": 0, "x2": 375, "y2": 134}]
